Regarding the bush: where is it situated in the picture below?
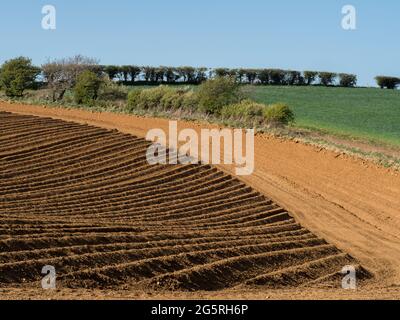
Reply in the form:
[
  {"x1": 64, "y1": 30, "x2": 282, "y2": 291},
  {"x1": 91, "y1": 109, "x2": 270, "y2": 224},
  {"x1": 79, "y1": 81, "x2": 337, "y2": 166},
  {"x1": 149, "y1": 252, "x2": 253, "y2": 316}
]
[
  {"x1": 0, "y1": 57, "x2": 40, "y2": 97},
  {"x1": 221, "y1": 100, "x2": 295, "y2": 128},
  {"x1": 127, "y1": 89, "x2": 143, "y2": 111},
  {"x1": 197, "y1": 77, "x2": 241, "y2": 114},
  {"x1": 181, "y1": 91, "x2": 199, "y2": 112},
  {"x1": 98, "y1": 79, "x2": 128, "y2": 101},
  {"x1": 221, "y1": 99, "x2": 264, "y2": 120},
  {"x1": 160, "y1": 88, "x2": 186, "y2": 110},
  {"x1": 127, "y1": 86, "x2": 199, "y2": 113},
  {"x1": 339, "y1": 73, "x2": 357, "y2": 87},
  {"x1": 263, "y1": 103, "x2": 295, "y2": 127},
  {"x1": 74, "y1": 70, "x2": 103, "y2": 105},
  {"x1": 42, "y1": 55, "x2": 99, "y2": 102},
  {"x1": 138, "y1": 86, "x2": 171, "y2": 109},
  {"x1": 375, "y1": 76, "x2": 400, "y2": 89}
]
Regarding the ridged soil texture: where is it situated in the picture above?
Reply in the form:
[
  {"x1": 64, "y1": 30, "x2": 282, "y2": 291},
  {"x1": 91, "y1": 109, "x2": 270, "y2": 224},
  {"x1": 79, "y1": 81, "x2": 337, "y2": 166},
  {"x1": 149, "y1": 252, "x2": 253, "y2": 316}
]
[{"x1": 0, "y1": 112, "x2": 371, "y2": 291}]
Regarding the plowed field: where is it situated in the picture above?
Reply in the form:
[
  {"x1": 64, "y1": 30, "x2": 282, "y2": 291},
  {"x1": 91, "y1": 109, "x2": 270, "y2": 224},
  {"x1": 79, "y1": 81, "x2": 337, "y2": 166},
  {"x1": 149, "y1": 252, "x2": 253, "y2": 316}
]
[
  {"x1": 2, "y1": 101, "x2": 400, "y2": 299},
  {"x1": 0, "y1": 111, "x2": 370, "y2": 292}
]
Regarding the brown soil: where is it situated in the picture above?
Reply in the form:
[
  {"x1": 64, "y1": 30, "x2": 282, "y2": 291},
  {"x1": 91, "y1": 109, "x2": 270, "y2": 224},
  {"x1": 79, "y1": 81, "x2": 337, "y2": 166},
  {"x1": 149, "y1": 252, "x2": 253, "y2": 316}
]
[
  {"x1": 2, "y1": 285, "x2": 400, "y2": 300},
  {"x1": 1, "y1": 102, "x2": 399, "y2": 299}
]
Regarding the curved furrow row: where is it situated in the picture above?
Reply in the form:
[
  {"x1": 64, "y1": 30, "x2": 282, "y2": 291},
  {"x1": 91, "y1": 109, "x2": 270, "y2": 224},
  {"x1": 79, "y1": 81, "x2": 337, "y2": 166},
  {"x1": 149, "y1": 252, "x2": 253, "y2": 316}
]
[
  {"x1": 1, "y1": 233, "x2": 319, "y2": 264},
  {"x1": 0, "y1": 178, "x2": 251, "y2": 216},
  {"x1": 0, "y1": 211, "x2": 294, "y2": 238},
  {"x1": 0, "y1": 163, "x2": 218, "y2": 202},
  {"x1": 0, "y1": 135, "x2": 144, "y2": 175},
  {"x1": 0, "y1": 163, "x2": 207, "y2": 202}
]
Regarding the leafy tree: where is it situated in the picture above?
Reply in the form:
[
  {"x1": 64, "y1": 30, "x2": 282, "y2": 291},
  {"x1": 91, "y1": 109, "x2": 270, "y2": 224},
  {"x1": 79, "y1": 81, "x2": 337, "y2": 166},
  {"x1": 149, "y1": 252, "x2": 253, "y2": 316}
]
[
  {"x1": 227, "y1": 69, "x2": 237, "y2": 77},
  {"x1": 197, "y1": 77, "x2": 241, "y2": 114},
  {"x1": 286, "y1": 71, "x2": 302, "y2": 86},
  {"x1": 154, "y1": 67, "x2": 165, "y2": 83},
  {"x1": 318, "y1": 72, "x2": 337, "y2": 86},
  {"x1": 214, "y1": 68, "x2": 230, "y2": 78},
  {"x1": 244, "y1": 69, "x2": 258, "y2": 84},
  {"x1": 269, "y1": 69, "x2": 286, "y2": 85},
  {"x1": 0, "y1": 57, "x2": 40, "y2": 97},
  {"x1": 104, "y1": 65, "x2": 119, "y2": 81},
  {"x1": 236, "y1": 69, "x2": 246, "y2": 83},
  {"x1": 303, "y1": 71, "x2": 318, "y2": 85},
  {"x1": 178, "y1": 66, "x2": 196, "y2": 83},
  {"x1": 74, "y1": 70, "x2": 103, "y2": 105},
  {"x1": 257, "y1": 69, "x2": 270, "y2": 84},
  {"x1": 339, "y1": 73, "x2": 357, "y2": 87},
  {"x1": 42, "y1": 55, "x2": 99, "y2": 101},
  {"x1": 195, "y1": 67, "x2": 208, "y2": 84},
  {"x1": 375, "y1": 76, "x2": 400, "y2": 89},
  {"x1": 119, "y1": 66, "x2": 131, "y2": 83},
  {"x1": 127, "y1": 66, "x2": 141, "y2": 84},
  {"x1": 164, "y1": 67, "x2": 177, "y2": 83},
  {"x1": 143, "y1": 66, "x2": 156, "y2": 82}
]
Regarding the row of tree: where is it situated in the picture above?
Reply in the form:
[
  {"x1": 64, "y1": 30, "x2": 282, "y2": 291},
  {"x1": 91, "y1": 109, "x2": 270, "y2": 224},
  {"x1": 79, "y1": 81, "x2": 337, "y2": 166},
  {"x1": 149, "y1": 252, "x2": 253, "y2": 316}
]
[
  {"x1": 1, "y1": 56, "x2": 399, "y2": 100},
  {"x1": 213, "y1": 69, "x2": 358, "y2": 87},
  {"x1": 37, "y1": 56, "x2": 361, "y2": 102},
  {"x1": 100, "y1": 66, "x2": 357, "y2": 87},
  {"x1": 102, "y1": 65, "x2": 208, "y2": 84}
]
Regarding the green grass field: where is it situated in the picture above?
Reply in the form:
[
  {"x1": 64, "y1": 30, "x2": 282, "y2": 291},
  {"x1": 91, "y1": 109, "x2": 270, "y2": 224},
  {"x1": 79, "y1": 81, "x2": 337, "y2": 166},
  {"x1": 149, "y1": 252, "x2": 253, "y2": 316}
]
[{"x1": 245, "y1": 86, "x2": 400, "y2": 146}]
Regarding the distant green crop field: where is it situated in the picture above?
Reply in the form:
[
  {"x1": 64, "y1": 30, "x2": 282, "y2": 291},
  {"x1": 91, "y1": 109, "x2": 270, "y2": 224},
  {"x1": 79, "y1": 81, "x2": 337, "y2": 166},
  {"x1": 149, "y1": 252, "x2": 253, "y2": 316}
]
[
  {"x1": 245, "y1": 86, "x2": 400, "y2": 146},
  {"x1": 126, "y1": 84, "x2": 400, "y2": 146}
]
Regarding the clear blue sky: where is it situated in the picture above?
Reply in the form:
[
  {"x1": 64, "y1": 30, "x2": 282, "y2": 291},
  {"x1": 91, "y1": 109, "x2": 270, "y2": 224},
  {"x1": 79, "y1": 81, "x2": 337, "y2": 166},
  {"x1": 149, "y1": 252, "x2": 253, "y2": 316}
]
[{"x1": 1, "y1": 0, "x2": 399, "y2": 86}]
